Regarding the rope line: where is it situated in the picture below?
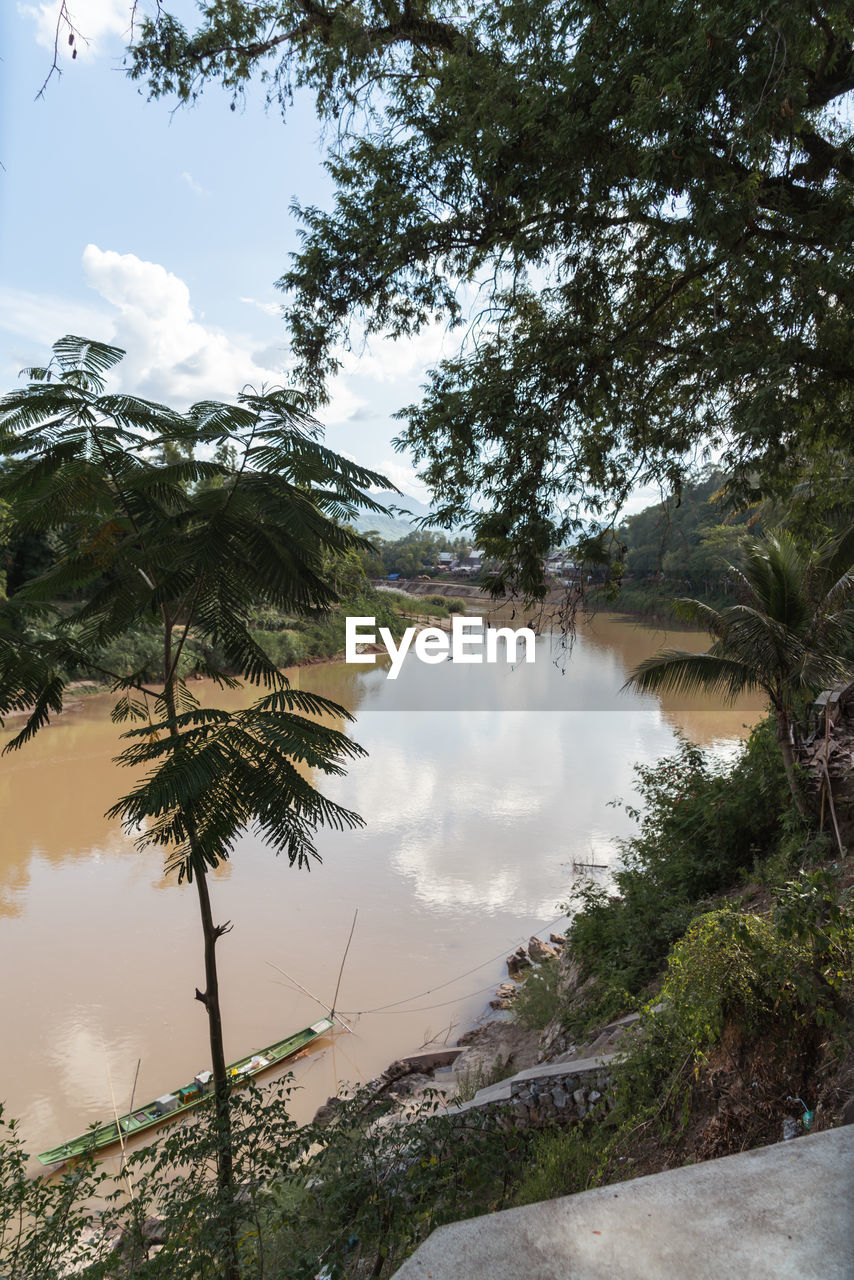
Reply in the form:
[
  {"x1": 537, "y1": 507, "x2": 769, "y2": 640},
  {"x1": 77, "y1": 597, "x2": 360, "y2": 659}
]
[
  {"x1": 352, "y1": 982, "x2": 503, "y2": 1015},
  {"x1": 331, "y1": 911, "x2": 569, "y2": 1016}
]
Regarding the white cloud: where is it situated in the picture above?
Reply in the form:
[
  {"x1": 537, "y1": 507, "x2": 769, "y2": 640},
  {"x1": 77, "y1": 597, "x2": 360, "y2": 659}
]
[
  {"x1": 0, "y1": 284, "x2": 113, "y2": 386},
  {"x1": 315, "y1": 322, "x2": 452, "y2": 442},
  {"x1": 19, "y1": 0, "x2": 129, "y2": 58},
  {"x1": 337, "y1": 321, "x2": 450, "y2": 385},
  {"x1": 81, "y1": 244, "x2": 290, "y2": 406},
  {"x1": 181, "y1": 172, "x2": 210, "y2": 199},
  {"x1": 241, "y1": 297, "x2": 282, "y2": 318},
  {"x1": 0, "y1": 284, "x2": 111, "y2": 348},
  {"x1": 315, "y1": 382, "x2": 366, "y2": 429},
  {"x1": 373, "y1": 460, "x2": 432, "y2": 504}
]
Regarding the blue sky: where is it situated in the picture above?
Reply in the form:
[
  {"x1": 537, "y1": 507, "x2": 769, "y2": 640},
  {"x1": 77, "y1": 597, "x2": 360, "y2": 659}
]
[
  {"x1": 3, "y1": 1, "x2": 660, "y2": 521},
  {"x1": 2, "y1": 0, "x2": 459, "y2": 501}
]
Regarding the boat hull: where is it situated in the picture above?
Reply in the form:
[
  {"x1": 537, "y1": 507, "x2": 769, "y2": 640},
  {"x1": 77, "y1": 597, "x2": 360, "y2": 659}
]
[{"x1": 37, "y1": 1018, "x2": 333, "y2": 1166}]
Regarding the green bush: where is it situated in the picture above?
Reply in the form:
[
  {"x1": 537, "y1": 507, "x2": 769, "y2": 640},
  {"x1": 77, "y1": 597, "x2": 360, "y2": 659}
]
[
  {"x1": 0, "y1": 1107, "x2": 108, "y2": 1278},
  {"x1": 86, "y1": 1078, "x2": 531, "y2": 1279},
  {"x1": 513, "y1": 958, "x2": 563, "y2": 1030},
  {"x1": 663, "y1": 908, "x2": 805, "y2": 1045},
  {"x1": 512, "y1": 1124, "x2": 607, "y2": 1206},
  {"x1": 251, "y1": 627, "x2": 306, "y2": 667},
  {"x1": 565, "y1": 722, "x2": 790, "y2": 1024},
  {"x1": 514, "y1": 875, "x2": 854, "y2": 1210}
]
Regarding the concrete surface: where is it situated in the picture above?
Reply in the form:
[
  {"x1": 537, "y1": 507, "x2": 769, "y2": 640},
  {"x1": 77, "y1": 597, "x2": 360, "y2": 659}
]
[{"x1": 392, "y1": 1124, "x2": 854, "y2": 1279}]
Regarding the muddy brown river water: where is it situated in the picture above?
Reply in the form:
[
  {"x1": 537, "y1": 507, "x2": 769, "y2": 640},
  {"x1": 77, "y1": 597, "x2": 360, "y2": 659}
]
[{"x1": 0, "y1": 613, "x2": 763, "y2": 1170}]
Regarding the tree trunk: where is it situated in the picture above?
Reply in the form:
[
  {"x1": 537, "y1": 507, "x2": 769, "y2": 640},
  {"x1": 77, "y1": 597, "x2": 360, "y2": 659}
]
[
  {"x1": 777, "y1": 714, "x2": 807, "y2": 817},
  {"x1": 162, "y1": 616, "x2": 240, "y2": 1280},
  {"x1": 193, "y1": 864, "x2": 241, "y2": 1280}
]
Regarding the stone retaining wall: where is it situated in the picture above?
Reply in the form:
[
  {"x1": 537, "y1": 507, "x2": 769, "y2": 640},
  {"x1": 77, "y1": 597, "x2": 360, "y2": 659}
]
[
  {"x1": 447, "y1": 1053, "x2": 619, "y2": 1131},
  {"x1": 508, "y1": 1062, "x2": 615, "y2": 1127}
]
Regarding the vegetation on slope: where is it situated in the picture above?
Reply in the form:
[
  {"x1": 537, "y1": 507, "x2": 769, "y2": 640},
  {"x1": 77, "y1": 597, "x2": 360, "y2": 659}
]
[{"x1": 6, "y1": 705, "x2": 851, "y2": 1279}]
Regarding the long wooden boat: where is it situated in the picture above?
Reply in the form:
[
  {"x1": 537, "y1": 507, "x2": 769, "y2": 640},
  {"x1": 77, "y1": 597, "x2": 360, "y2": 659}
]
[{"x1": 37, "y1": 1017, "x2": 334, "y2": 1166}]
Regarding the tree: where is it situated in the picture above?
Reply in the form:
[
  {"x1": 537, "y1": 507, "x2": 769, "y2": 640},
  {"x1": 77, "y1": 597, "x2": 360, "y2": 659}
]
[
  {"x1": 0, "y1": 336, "x2": 391, "y2": 1277},
  {"x1": 125, "y1": 0, "x2": 854, "y2": 593},
  {"x1": 624, "y1": 531, "x2": 854, "y2": 813}
]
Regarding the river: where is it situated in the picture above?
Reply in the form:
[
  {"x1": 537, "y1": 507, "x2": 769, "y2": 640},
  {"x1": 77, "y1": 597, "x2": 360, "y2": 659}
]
[{"x1": 0, "y1": 613, "x2": 763, "y2": 1168}]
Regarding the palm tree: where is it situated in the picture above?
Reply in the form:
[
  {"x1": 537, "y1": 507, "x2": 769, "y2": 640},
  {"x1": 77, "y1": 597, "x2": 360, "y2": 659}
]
[
  {"x1": 624, "y1": 531, "x2": 854, "y2": 813},
  {"x1": 0, "y1": 336, "x2": 393, "y2": 1278}
]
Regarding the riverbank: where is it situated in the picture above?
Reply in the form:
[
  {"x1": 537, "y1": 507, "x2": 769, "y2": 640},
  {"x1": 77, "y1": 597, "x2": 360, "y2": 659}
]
[{"x1": 289, "y1": 708, "x2": 854, "y2": 1277}]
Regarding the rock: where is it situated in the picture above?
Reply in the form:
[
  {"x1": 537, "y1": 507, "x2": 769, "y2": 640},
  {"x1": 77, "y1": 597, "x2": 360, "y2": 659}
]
[
  {"x1": 528, "y1": 935, "x2": 559, "y2": 963},
  {"x1": 490, "y1": 981, "x2": 518, "y2": 1010},
  {"x1": 537, "y1": 1022, "x2": 573, "y2": 1062},
  {"x1": 551, "y1": 1087, "x2": 568, "y2": 1110},
  {"x1": 507, "y1": 946, "x2": 532, "y2": 976},
  {"x1": 572, "y1": 1088, "x2": 587, "y2": 1106},
  {"x1": 450, "y1": 1021, "x2": 541, "y2": 1086},
  {"x1": 588, "y1": 1090, "x2": 602, "y2": 1103},
  {"x1": 312, "y1": 1096, "x2": 343, "y2": 1128},
  {"x1": 549, "y1": 933, "x2": 566, "y2": 948},
  {"x1": 110, "y1": 1216, "x2": 166, "y2": 1265},
  {"x1": 782, "y1": 1116, "x2": 801, "y2": 1141},
  {"x1": 383, "y1": 1060, "x2": 416, "y2": 1084},
  {"x1": 387, "y1": 1072, "x2": 432, "y2": 1100}
]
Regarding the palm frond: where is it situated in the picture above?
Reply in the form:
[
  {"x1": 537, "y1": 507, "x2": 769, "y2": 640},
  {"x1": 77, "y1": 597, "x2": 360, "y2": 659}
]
[
  {"x1": 624, "y1": 651, "x2": 761, "y2": 704},
  {"x1": 53, "y1": 335, "x2": 126, "y2": 376}
]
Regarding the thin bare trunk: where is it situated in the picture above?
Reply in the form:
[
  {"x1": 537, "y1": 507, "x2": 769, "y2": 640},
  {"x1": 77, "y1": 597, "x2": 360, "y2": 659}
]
[
  {"x1": 163, "y1": 614, "x2": 240, "y2": 1280},
  {"x1": 777, "y1": 714, "x2": 807, "y2": 817},
  {"x1": 193, "y1": 865, "x2": 240, "y2": 1211}
]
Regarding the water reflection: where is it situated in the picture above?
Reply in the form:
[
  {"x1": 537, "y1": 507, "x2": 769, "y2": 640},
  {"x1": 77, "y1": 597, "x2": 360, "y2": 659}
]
[{"x1": 0, "y1": 613, "x2": 764, "y2": 1161}]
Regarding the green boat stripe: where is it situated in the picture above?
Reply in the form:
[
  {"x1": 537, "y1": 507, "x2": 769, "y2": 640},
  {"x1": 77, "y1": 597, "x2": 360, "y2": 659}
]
[{"x1": 37, "y1": 1019, "x2": 332, "y2": 1165}]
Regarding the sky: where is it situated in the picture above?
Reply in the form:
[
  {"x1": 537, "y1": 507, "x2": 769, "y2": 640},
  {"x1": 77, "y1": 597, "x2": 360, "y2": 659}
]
[
  {"x1": 3, "y1": 1, "x2": 659, "y2": 522},
  {"x1": 2, "y1": 0, "x2": 459, "y2": 503}
]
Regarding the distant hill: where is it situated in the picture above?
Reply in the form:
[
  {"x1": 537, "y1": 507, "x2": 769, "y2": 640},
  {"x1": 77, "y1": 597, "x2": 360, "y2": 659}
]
[{"x1": 354, "y1": 490, "x2": 450, "y2": 541}]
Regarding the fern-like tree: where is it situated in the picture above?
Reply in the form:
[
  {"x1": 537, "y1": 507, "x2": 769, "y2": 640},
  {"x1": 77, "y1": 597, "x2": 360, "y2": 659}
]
[
  {"x1": 624, "y1": 531, "x2": 854, "y2": 815},
  {"x1": 0, "y1": 336, "x2": 391, "y2": 1276}
]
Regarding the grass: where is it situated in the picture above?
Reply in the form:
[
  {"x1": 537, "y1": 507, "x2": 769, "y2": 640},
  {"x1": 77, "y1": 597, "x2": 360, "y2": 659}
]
[{"x1": 451, "y1": 1053, "x2": 515, "y2": 1104}]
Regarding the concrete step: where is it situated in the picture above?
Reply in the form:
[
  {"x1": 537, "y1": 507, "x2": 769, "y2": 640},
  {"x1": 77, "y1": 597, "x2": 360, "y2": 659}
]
[{"x1": 393, "y1": 1125, "x2": 854, "y2": 1279}]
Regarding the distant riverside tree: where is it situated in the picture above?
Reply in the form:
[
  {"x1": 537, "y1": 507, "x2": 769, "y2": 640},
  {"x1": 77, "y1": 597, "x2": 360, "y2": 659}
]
[
  {"x1": 0, "y1": 336, "x2": 391, "y2": 1277},
  {"x1": 625, "y1": 531, "x2": 854, "y2": 814},
  {"x1": 123, "y1": 0, "x2": 854, "y2": 594}
]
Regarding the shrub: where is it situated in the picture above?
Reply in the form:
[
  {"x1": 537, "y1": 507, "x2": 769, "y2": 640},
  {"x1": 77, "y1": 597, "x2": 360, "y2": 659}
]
[
  {"x1": 663, "y1": 908, "x2": 805, "y2": 1045},
  {"x1": 565, "y1": 722, "x2": 790, "y2": 1018},
  {"x1": 252, "y1": 627, "x2": 306, "y2": 667},
  {"x1": 513, "y1": 958, "x2": 563, "y2": 1030}
]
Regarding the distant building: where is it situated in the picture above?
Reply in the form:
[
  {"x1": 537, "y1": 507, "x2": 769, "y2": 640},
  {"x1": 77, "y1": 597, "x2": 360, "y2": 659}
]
[
  {"x1": 457, "y1": 549, "x2": 484, "y2": 574},
  {"x1": 544, "y1": 551, "x2": 578, "y2": 576}
]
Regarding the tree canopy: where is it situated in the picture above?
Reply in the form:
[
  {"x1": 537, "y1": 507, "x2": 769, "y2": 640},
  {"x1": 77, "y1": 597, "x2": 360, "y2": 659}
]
[
  {"x1": 618, "y1": 470, "x2": 751, "y2": 591},
  {"x1": 625, "y1": 529, "x2": 854, "y2": 811},
  {"x1": 0, "y1": 335, "x2": 396, "y2": 1263},
  {"x1": 126, "y1": 2, "x2": 854, "y2": 591}
]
